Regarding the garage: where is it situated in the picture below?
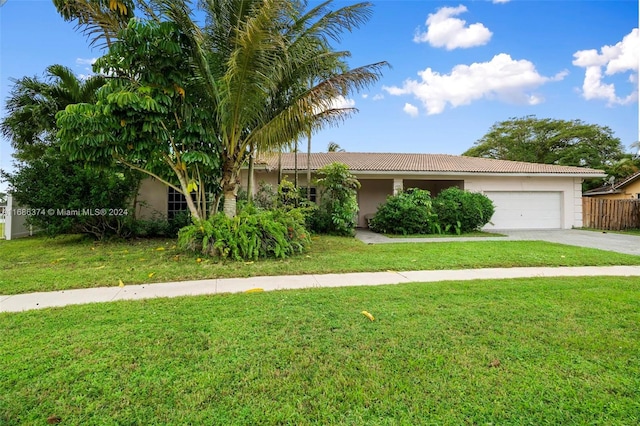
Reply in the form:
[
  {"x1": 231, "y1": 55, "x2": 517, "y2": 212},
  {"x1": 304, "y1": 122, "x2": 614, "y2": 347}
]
[{"x1": 483, "y1": 191, "x2": 563, "y2": 230}]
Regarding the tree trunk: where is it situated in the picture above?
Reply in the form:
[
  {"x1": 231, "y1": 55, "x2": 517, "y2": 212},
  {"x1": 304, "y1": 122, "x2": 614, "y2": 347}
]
[
  {"x1": 294, "y1": 140, "x2": 298, "y2": 189},
  {"x1": 278, "y1": 149, "x2": 283, "y2": 184},
  {"x1": 221, "y1": 157, "x2": 239, "y2": 218},
  {"x1": 247, "y1": 143, "x2": 255, "y2": 203},
  {"x1": 306, "y1": 129, "x2": 312, "y2": 200}
]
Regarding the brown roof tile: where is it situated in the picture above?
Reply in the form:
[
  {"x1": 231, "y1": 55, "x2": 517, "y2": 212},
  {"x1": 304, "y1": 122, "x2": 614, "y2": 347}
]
[{"x1": 256, "y1": 153, "x2": 605, "y2": 176}]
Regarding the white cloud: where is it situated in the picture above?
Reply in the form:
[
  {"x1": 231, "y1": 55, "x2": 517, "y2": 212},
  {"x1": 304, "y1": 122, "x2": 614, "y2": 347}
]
[
  {"x1": 572, "y1": 28, "x2": 639, "y2": 105},
  {"x1": 328, "y1": 96, "x2": 356, "y2": 109},
  {"x1": 313, "y1": 96, "x2": 356, "y2": 114},
  {"x1": 76, "y1": 57, "x2": 98, "y2": 66},
  {"x1": 361, "y1": 94, "x2": 369, "y2": 99},
  {"x1": 403, "y1": 103, "x2": 419, "y2": 117},
  {"x1": 413, "y1": 5, "x2": 492, "y2": 50},
  {"x1": 383, "y1": 53, "x2": 567, "y2": 115},
  {"x1": 372, "y1": 94, "x2": 384, "y2": 101},
  {"x1": 492, "y1": 0, "x2": 510, "y2": 3}
]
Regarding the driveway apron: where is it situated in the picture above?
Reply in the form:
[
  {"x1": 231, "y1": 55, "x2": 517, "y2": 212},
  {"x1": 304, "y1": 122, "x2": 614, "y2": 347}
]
[{"x1": 355, "y1": 229, "x2": 640, "y2": 256}]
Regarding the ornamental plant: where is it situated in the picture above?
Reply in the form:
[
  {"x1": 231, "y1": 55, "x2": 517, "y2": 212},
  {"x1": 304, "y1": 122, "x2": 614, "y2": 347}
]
[
  {"x1": 178, "y1": 206, "x2": 310, "y2": 260},
  {"x1": 369, "y1": 188, "x2": 438, "y2": 235},
  {"x1": 312, "y1": 162, "x2": 360, "y2": 236},
  {"x1": 432, "y1": 187, "x2": 494, "y2": 233}
]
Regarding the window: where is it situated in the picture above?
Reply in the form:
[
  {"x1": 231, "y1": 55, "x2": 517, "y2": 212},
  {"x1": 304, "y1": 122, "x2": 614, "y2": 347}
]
[
  {"x1": 300, "y1": 187, "x2": 317, "y2": 203},
  {"x1": 167, "y1": 188, "x2": 189, "y2": 219}
]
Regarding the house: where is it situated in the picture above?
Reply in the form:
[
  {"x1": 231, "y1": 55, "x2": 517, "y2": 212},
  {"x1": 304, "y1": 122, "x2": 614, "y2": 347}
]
[
  {"x1": 136, "y1": 152, "x2": 605, "y2": 230},
  {"x1": 583, "y1": 171, "x2": 640, "y2": 200}
]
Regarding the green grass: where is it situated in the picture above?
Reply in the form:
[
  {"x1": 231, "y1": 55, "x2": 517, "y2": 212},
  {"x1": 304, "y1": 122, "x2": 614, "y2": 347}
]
[
  {"x1": 2, "y1": 234, "x2": 640, "y2": 295},
  {"x1": 1, "y1": 276, "x2": 639, "y2": 425},
  {"x1": 580, "y1": 227, "x2": 640, "y2": 236},
  {"x1": 385, "y1": 230, "x2": 505, "y2": 238}
]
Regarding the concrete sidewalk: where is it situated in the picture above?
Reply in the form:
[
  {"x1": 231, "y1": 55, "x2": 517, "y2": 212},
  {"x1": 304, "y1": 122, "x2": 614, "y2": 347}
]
[{"x1": 2, "y1": 266, "x2": 640, "y2": 313}]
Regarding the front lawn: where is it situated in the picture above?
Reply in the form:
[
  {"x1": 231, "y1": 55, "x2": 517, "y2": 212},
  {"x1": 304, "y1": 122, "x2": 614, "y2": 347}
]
[
  {"x1": 2, "y1": 234, "x2": 640, "y2": 295},
  {"x1": 1, "y1": 277, "x2": 639, "y2": 425},
  {"x1": 385, "y1": 230, "x2": 505, "y2": 238}
]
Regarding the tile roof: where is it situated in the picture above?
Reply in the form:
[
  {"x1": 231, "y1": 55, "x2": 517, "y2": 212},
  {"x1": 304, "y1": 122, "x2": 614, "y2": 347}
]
[{"x1": 255, "y1": 152, "x2": 605, "y2": 176}]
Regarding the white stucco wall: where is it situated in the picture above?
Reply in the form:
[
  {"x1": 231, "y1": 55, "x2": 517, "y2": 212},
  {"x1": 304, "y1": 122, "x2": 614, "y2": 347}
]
[
  {"x1": 464, "y1": 175, "x2": 584, "y2": 229},
  {"x1": 240, "y1": 170, "x2": 586, "y2": 229},
  {"x1": 135, "y1": 178, "x2": 169, "y2": 220}
]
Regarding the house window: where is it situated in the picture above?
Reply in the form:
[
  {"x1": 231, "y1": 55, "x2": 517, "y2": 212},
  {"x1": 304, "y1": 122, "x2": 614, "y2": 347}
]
[
  {"x1": 167, "y1": 188, "x2": 189, "y2": 219},
  {"x1": 300, "y1": 187, "x2": 317, "y2": 203}
]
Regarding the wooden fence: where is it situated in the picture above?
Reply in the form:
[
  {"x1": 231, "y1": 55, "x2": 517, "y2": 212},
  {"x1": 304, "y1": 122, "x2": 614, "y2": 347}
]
[{"x1": 582, "y1": 198, "x2": 640, "y2": 231}]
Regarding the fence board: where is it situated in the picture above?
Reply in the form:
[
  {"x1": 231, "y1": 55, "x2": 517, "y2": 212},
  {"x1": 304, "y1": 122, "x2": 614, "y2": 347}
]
[{"x1": 582, "y1": 198, "x2": 640, "y2": 230}]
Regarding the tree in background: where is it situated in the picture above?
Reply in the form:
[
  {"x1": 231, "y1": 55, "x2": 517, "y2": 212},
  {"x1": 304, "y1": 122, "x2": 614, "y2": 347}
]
[
  {"x1": 463, "y1": 116, "x2": 629, "y2": 188},
  {"x1": 1, "y1": 65, "x2": 105, "y2": 162},
  {"x1": 327, "y1": 142, "x2": 345, "y2": 152}
]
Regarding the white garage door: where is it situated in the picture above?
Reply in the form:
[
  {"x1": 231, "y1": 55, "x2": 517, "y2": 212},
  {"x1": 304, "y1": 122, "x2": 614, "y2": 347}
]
[{"x1": 484, "y1": 191, "x2": 562, "y2": 230}]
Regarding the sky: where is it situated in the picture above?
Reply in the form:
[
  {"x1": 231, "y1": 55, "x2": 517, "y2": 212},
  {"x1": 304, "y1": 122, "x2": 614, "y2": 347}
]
[{"x1": 0, "y1": 0, "x2": 639, "y2": 193}]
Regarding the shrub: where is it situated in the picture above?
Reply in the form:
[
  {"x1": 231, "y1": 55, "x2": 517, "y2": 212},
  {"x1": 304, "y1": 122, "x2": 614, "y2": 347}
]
[
  {"x1": 177, "y1": 207, "x2": 310, "y2": 260},
  {"x1": 3, "y1": 151, "x2": 139, "y2": 240},
  {"x1": 369, "y1": 188, "x2": 438, "y2": 235},
  {"x1": 129, "y1": 211, "x2": 192, "y2": 238},
  {"x1": 254, "y1": 181, "x2": 277, "y2": 210},
  {"x1": 313, "y1": 163, "x2": 360, "y2": 236},
  {"x1": 433, "y1": 187, "x2": 494, "y2": 233}
]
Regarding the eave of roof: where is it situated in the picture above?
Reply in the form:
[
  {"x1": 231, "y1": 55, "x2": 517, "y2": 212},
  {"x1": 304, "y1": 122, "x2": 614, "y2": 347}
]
[{"x1": 255, "y1": 152, "x2": 606, "y2": 177}]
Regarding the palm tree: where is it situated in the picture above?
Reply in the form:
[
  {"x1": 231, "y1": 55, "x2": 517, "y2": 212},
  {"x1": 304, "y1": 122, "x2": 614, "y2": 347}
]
[
  {"x1": 52, "y1": 0, "x2": 135, "y2": 47},
  {"x1": 1, "y1": 65, "x2": 105, "y2": 161},
  {"x1": 53, "y1": 0, "x2": 388, "y2": 218},
  {"x1": 327, "y1": 142, "x2": 345, "y2": 152},
  {"x1": 165, "y1": 0, "x2": 387, "y2": 217}
]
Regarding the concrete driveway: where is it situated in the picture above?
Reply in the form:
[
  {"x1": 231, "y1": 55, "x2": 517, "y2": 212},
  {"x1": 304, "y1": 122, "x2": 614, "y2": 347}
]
[
  {"x1": 355, "y1": 229, "x2": 640, "y2": 256},
  {"x1": 500, "y1": 229, "x2": 640, "y2": 256}
]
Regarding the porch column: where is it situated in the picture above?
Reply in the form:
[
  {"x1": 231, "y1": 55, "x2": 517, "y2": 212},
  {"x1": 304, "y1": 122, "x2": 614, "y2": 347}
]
[{"x1": 393, "y1": 178, "x2": 403, "y2": 195}]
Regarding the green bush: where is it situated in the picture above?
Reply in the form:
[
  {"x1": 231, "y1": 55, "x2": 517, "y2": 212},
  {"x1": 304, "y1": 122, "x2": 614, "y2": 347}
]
[
  {"x1": 3, "y1": 151, "x2": 139, "y2": 240},
  {"x1": 254, "y1": 181, "x2": 277, "y2": 210},
  {"x1": 369, "y1": 188, "x2": 438, "y2": 235},
  {"x1": 129, "y1": 211, "x2": 192, "y2": 238},
  {"x1": 433, "y1": 187, "x2": 494, "y2": 233},
  {"x1": 177, "y1": 207, "x2": 310, "y2": 260},
  {"x1": 312, "y1": 163, "x2": 360, "y2": 236}
]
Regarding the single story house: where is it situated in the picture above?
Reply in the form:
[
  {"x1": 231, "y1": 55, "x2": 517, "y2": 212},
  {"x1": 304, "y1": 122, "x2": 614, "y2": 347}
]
[
  {"x1": 136, "y1": 152, "x2": 605, "y2": 230},
  {"x1": 583, "y1": 171, "x2": 640, "y2": 200}
]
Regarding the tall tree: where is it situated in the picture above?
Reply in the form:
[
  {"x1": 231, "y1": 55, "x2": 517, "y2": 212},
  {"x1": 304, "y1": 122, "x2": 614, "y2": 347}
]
[
  {"x1": 57, "y1": 0, "x2": 388, "y2": 219},
  {"x1": 57, "y1": 20, "x2": 220, "y2": 221},
  {"x1": 463, "y1": 116, "x2": 626, "y2": 171}
]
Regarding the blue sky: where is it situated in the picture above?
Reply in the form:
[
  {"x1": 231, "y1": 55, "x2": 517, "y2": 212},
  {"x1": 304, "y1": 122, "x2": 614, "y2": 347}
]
[{"x1": 1, "y1": 0, "x2": 638, "y2": 192}]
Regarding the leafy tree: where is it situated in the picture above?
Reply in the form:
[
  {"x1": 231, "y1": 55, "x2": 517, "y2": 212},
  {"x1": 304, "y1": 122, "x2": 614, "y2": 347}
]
[
  {"x1": 171, "y1": 0, "x2": 387, "y2": 217},
  {"x1": 0, "y1": 63, "x2": 141, "y2": 239},
  {"x1": 57, "y1": 20, "x2": 220, "y2": 221},
  {"x1": 59, "y1": 0, "x2": 387, "y2": 218},
  {"x1": 464, "y1": 116, "x2": 626, "y2": 170},
  {"x1": 312, "y1": 162, "x2": 360, "y2": 236}
]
